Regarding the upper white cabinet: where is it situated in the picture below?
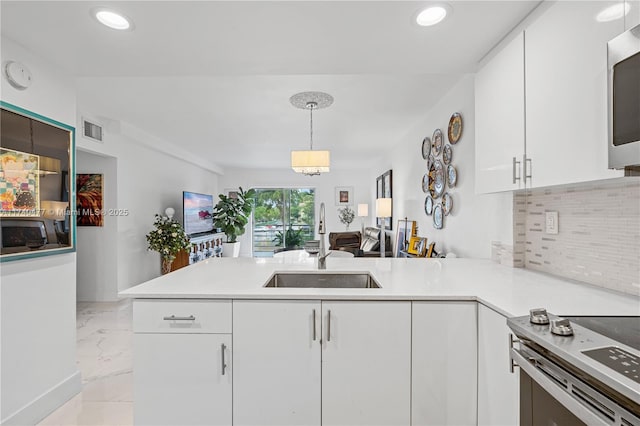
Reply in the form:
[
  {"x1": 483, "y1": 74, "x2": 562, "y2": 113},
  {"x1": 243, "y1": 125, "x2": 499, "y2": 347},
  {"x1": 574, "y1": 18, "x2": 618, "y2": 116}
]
[
  {"x1": 525, "y1": 1, "x2": 625, "y2": 189},
  {"x1": 475, "y1": 32, "x2": 526, "y2": 194},
  {"x1": 627, "y1": 0, "x2": 640, "y2": 30},
  {"x1": 475, "y1": 1, "x2": 630, "y2": 193},
  {"x1": 412, "y1": 302, "x2": 477, "y2": 426}
]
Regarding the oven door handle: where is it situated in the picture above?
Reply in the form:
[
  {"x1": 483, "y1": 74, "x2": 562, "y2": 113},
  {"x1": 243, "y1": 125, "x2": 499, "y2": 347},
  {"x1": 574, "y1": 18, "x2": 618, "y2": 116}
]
[{"x1": 511, "y1": 349, "x2": 610, "y2": 426}]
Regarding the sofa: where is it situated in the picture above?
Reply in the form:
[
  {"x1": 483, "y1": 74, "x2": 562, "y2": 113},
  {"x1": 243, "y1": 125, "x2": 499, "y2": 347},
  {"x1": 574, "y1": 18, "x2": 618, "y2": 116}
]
[{"x1": 329, "y1": 227, "x2": 392, "y2": 257}]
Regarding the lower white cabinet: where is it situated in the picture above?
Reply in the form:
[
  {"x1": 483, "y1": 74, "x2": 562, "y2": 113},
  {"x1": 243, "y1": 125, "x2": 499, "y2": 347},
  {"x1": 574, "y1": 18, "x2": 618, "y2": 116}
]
[
  {"x1": 412, "y1": 302, "x2": 477, "y2": 426},
  {"x1": 477, "y1": 303, "x2": 519, "y2": 426},
  {"x1": 233, "y1": 300, "x2": 322, "y2": 426},
  {"x1": 134, "y1": 333, "x2": 232, "y2": 426},
  {"x1": 232, "y1": 300, "x2": 411, "y2": 426},
  {"x1": 321, "y1": 301, "x2": 411, "y2": 426}
]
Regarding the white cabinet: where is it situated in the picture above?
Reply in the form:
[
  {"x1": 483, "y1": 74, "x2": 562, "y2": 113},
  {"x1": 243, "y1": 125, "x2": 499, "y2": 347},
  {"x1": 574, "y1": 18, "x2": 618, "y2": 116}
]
[
  {"x1": 475, "y1": 32, "x2": 526, "y2": 194},
  {"x1": 525, "y1": 1, "x2": 624, "y2": 189},
  {"x1": 232, "y1": 300, "x2": 321, "y2": 426},
  {"x1": 626, "y1": 0, "x2": 640, "y2": 30},
  {"x1": 411, "y1": 302, "x2": 477, "y2": 426},
  {"x1": 321, "y1": 301, "x2": 411, "y2": 426},
  {"x1": 134, "y1": 333, "x2": 231, "y2": 426},
  {"x1": 232, "y1": 300, "x2": 411, "y2": 426},
  {"x1": 133, "y1": 300, "x2": 232, "y2": 425},
  {"x1": 477, "y1": 304, "x2": 519, "y2": 426}
]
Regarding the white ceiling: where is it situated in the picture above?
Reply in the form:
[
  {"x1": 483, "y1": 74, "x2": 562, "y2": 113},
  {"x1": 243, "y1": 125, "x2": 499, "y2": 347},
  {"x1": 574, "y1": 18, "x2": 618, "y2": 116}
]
[{"x1": 1, "y1": 1, "x2": 541, "y2": 171}]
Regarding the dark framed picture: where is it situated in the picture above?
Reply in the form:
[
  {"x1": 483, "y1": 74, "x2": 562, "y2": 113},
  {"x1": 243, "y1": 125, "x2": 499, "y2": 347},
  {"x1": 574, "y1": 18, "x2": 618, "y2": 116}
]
[{"x1": 335, "y1": 186, "x2": 353, "y2": 206}]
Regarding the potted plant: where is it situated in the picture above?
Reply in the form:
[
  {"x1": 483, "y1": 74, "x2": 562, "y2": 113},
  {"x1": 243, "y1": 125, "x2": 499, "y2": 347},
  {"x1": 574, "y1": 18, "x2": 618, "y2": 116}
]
[
  {"x1": 146, "y1": 214, "x2": 191, "y2": 274},
  {"x1": 212, "y1": 187, "x2": 255, "y2": 257},
  {"x1": 273, "y1": 226, "x2": 305, "y2": 251}
]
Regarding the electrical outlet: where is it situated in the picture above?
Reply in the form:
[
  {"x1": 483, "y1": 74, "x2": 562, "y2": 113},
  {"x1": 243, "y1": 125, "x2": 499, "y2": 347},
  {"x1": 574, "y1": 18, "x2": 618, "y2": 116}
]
[{"x1": 545, "y1": 211, "x2": 558, "y2": 234}]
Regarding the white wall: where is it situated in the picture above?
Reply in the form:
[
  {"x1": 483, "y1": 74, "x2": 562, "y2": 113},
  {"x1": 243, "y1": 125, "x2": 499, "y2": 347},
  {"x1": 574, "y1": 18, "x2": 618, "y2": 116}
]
[
  {"x1": 1, "y1": 36, "x2": 81, "y2": 424},
  {"x1": 76, "y1": 151, "x2": 118, "y2": 301},
  {"x1": 219, "y1": 168, "x2": 372, "y2": 257},
  {"x1": 75, "y1": 113, "x2": 221, "y2": 292},
  {"x1": 375, "y1": 75, "x2": 513, "y2": 258}
]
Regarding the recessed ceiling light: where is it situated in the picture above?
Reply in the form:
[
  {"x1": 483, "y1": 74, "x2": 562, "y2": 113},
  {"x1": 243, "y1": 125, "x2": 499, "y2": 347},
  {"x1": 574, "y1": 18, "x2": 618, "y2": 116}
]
[
  {"x1": 416, "y1": 5, "x2": 449, "y2": 27},
  {"x1": 92, "y1": 8, "x2": 133, "y2": 30},
  {"x1": 596, "y1": 3, "x2": 630, "y2": 22}
]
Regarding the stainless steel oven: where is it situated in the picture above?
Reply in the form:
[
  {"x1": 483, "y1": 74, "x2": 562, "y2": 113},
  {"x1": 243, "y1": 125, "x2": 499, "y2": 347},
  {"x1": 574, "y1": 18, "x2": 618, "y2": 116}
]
[
  {"x1": 608, "y1": 24, "x2": 640, "y2": 170},
  {"x1": 508, "y1": 310, "x2": 640, "y2": 426}
]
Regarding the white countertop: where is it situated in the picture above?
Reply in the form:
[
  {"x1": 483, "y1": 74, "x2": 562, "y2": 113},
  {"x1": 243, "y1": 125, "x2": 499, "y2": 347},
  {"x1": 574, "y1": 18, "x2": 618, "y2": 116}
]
[{"x1": 119, "y1": 257, "x2": 640, "y2": 317}]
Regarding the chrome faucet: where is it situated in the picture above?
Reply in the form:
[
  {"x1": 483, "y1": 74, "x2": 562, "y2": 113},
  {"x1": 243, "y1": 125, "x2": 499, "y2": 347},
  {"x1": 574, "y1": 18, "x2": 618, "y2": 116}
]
[{"x1": 317, "y1": 202, "x2": 330, "y2": 269}]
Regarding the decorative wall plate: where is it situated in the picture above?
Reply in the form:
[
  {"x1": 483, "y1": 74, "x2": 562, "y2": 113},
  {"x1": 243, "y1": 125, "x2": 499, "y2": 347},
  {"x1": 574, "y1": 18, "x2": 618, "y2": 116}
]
[
  {"x1": 448, "y1": 112, "x2": 463, "y2": 144},
  {"x1": 433, "y1": 204, "x2": 443, "y2": 229},
  {"x1": 442, "y1": 193, "x2": 453, "y2": 216},
  {"x1": 429, "y1": 159, "x2": 445, "y2": 198},
  {"x1": 447, "y1": 164, "x2": 457, "y2": 187},
  {"x1": 427, "y1": 154, "x2": 435, "y2": 170},
  {"x1": 431, "y1": 129, "x2": 443, "y2": 156},
  {"x1": 443, "y1": 144, "x2": 452, "y2": 165},
  {"x1": 422, "y1": 173, "x2": 429, "y2": 193},
  {"x1": 422, "y1": 137, "x2": 431, "y2": 159},
  {"x1": 424, "y1": 195, "x2": 434, "y2": 215}
]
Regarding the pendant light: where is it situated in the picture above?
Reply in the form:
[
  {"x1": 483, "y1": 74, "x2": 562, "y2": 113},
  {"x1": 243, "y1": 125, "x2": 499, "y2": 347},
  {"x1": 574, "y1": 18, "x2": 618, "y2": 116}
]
[{"x1": 290, "y1": 91, "x2": 332, "y2": 176}]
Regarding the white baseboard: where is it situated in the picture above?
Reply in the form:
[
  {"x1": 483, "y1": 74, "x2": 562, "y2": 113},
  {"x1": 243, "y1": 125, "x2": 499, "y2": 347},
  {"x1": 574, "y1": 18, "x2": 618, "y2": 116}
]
[{"x1": 2, "y1": 370, "x2": 81, "y2": 425}]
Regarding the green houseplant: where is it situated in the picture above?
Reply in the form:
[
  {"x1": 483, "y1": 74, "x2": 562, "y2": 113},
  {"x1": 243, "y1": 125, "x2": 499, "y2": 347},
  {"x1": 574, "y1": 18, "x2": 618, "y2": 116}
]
[
  {"x1": 273, "y1": 226, "x2": 305, "y2": 250},
  {"x1": 213, "y1": 187, "x2": 255, "y2": 256},
  {"x1": 146, "y1": 214, "x2": 191, "y2": 274}
]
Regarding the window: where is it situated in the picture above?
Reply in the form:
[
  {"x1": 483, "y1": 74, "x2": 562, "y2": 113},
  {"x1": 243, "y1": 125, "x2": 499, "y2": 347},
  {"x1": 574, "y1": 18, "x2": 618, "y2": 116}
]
[{"x1": 252, "y1": 188, "x2": 315, "y2": 257}]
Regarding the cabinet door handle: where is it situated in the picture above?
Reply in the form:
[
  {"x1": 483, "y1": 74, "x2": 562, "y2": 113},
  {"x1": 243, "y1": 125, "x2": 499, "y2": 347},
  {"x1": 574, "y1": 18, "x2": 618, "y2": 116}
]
[
  {"x1": 221, "y1": 343, "x2": 227, "y2": 375},
  {"x1": 163, "y1": 315, "x2": 196, "y2": 321},
  {"x1": 524, "y1": 155, "x2": 532, "y2": 183},
  {"x1": 509, "y1": 333, "x2": 520, "y2": 374},
  {"x1": 512, "y1": 157, "x2": 521, "y2": 184},
  {"x1": 327, "y1": 310, "x2": 331, "y2": 342},
  {"x1": 312, "y1": 309, "x2": 317, "y2": 341}
]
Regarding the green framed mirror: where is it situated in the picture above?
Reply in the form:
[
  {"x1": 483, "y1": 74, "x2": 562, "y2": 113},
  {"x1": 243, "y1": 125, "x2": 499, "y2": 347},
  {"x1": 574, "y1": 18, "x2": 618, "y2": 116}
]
[{"x1": 0, "y1": 101, "x2": 76, "y2": 261}]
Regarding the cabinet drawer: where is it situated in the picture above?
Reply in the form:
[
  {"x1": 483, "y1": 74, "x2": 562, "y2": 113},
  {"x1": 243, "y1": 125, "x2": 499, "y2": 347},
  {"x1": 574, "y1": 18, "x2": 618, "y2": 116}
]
[{"x1": 134, "y1": 300, "x2": 231, "y2": 334}]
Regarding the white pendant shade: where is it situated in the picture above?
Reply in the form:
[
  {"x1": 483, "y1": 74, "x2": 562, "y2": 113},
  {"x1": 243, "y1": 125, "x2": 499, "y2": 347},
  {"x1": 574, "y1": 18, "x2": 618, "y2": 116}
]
[
  {"x1": 291, "y1": 150, "x2": 330, "y2": 175},
  {"x1": 376, "y1": 198, "x2": 392, "y2": 218}
]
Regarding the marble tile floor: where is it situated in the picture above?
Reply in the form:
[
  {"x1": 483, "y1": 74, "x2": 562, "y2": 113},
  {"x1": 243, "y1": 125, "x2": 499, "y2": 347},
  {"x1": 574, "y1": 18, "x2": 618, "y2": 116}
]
[{"x1": 39, "y1": 300, "x2": 134, "y2": 426}]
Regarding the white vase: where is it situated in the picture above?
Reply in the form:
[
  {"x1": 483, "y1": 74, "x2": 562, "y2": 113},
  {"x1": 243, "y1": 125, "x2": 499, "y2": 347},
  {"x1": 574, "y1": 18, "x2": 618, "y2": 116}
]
[{"x1": 222, "y1": 242, "x2": 241, "y2": 258}]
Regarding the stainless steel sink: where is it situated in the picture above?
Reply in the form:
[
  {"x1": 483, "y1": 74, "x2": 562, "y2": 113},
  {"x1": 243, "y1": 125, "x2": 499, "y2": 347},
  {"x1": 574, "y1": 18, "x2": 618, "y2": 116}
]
[{"x1": 264, "y1": 272, "x2": 381, "y2": 289}]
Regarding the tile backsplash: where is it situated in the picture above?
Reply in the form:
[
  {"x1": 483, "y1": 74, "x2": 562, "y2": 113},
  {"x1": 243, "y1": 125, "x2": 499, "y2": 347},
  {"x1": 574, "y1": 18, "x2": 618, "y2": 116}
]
[{"x1": 512, "y1": 179, "x2": 640, "y2": 296}]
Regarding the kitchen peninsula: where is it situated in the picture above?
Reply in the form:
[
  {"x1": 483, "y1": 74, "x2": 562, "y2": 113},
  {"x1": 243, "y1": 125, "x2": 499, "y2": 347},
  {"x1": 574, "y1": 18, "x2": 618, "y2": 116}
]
[{"x1": 121, "y1": 257, "x2": 639, "y2": 426}]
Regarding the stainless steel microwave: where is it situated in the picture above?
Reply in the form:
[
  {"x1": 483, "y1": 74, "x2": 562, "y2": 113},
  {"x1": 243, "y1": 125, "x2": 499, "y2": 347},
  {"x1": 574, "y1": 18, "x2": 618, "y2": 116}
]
[{"x1": 608, "y1": 24, "x2": 640, "y2": 170}]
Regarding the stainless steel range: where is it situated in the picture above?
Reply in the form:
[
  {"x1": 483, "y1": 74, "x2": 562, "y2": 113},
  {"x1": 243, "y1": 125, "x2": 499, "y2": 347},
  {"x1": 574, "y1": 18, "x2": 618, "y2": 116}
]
[{"x1": 508, "y1": 309, "x2": 640, "y2": 426}]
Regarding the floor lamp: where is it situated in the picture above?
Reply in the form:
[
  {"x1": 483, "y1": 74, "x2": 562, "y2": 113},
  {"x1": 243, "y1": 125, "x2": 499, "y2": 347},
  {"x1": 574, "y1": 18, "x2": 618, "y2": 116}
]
[
  {"x1": 357, "y1": 203, "x2": 368, "y2": 239},
  {"x1": 376, "y1": 198, "x2": 392, "y2": 258}
]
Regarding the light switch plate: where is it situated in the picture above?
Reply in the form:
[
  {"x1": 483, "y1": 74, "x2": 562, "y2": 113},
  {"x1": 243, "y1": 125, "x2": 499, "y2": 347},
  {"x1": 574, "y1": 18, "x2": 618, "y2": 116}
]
[{"x1": 545, "y1": 211, "x2": 558, "y2": 234}]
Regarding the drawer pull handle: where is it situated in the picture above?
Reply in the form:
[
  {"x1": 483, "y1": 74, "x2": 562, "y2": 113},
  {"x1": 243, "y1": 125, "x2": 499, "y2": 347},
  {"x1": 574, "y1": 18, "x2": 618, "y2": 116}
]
[
  {"x1": 163, "y1": 315, "x2": 196, "y2": 321},
  {"x1": 221, "y1": 343, "x2": 227, "y2": 375}
]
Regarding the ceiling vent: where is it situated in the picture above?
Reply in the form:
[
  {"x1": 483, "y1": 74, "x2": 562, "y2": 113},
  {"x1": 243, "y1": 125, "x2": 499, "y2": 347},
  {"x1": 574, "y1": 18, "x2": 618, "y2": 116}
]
[{"x1": 82, "y1": 118, "x2": 103, "y2": 143}]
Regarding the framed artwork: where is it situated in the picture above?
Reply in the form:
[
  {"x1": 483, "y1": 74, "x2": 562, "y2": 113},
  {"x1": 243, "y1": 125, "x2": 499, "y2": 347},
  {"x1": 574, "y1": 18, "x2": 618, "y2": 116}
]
[
  {"x1": 0, "y1": 148, "x2": 40, "y2": 217},
  {"x1": 76, "y1": 174, "x2": 104, "y2": 227},
  {"x1": 335, "y1": 186, "x2": 353, "y2": 206},
  {"x1": 394, "y1": 219, "x2": 416, "y2": 257},
  {"x1": 408, "y1": 236, "x2": 428, "y2": 257}
]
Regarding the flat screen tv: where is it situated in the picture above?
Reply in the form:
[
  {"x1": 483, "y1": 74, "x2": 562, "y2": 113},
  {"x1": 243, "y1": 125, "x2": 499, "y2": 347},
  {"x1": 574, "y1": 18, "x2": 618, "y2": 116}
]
[{"x1": 183, "y1": 191, "x2": 214, "y2": 236}]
